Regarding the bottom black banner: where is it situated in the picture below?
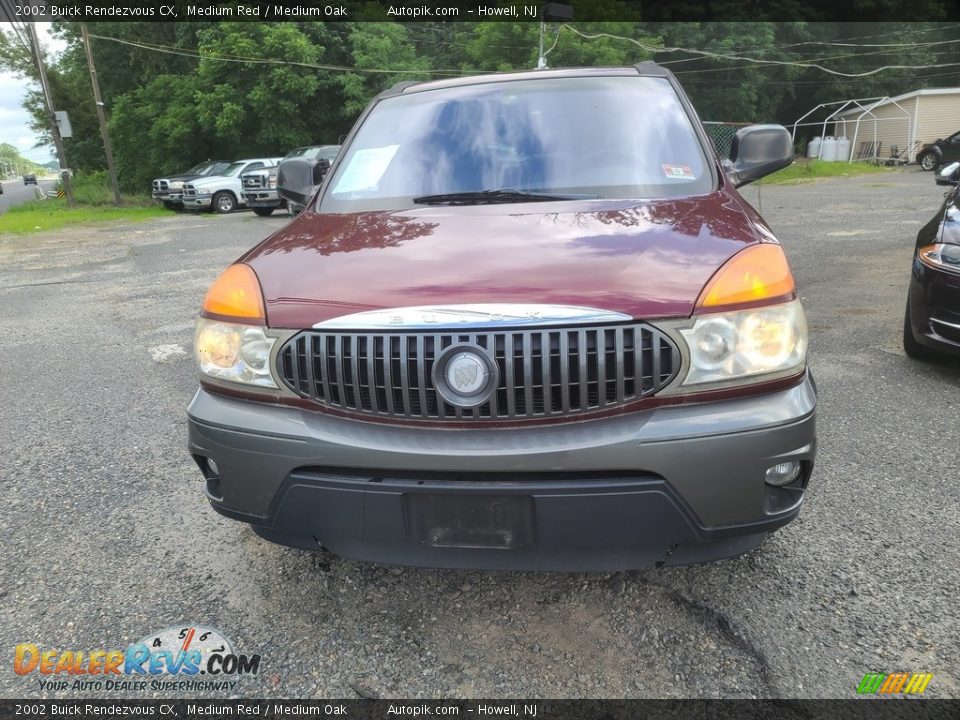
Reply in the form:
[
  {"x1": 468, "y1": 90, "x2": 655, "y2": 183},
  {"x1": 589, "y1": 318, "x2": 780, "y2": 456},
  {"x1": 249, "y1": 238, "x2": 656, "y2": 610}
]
[{"x1": 2, "y1": 699, "x2": 958, "y2": 720}]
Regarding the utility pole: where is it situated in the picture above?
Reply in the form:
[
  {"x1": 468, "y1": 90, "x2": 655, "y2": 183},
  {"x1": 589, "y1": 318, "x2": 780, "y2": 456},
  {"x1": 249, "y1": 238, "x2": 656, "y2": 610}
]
[
  {"x1": 27, "y1": 23, "x2": 75, "y2": 207},
  {"x1": 80, "y1": 23, "x2": 122, "y2": 206},
  {"x1": 537, "y1": 20, "x2": 546, "y2": 69},
  {"x1": 536, "y1": 4, "x2": 573, "y2": 70}
]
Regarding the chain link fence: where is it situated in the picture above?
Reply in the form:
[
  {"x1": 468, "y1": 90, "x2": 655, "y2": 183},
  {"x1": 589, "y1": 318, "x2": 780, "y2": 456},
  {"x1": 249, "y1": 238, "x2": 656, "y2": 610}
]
[{"x1": 702, "y1": 122, "x2": 752, "y2": 158}]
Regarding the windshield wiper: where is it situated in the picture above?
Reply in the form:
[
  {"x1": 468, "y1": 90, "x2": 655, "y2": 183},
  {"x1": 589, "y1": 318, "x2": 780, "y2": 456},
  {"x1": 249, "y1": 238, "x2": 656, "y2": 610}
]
[{"x1": 412, "y1": 189, "x2": 597, "y2": 205}]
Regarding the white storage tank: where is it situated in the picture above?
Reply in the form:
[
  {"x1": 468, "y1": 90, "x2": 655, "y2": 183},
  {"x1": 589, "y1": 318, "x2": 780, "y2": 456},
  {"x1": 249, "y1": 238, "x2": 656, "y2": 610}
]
[
  {"x1": 837, "y1": 137, "x2": 851, "y2": 162},
  {"x1": 807, "y1": 136, "x2": 821, "y2": 159},
  {"x1": 820, "y1": 136, "x2": 837, "y2": 162}
]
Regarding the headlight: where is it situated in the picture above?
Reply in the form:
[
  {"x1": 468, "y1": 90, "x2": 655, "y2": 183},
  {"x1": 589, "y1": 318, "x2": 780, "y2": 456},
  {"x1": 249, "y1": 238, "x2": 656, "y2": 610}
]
[
  {"x1": 679, "y1": 300, "x2": 807, "y2": 385},
  {"x1": 268, "y1": 175, "x2": 277, "y2": 189},
  {"x1": 918, "y1": 243, "x2": 960, "y2": 272},
  {"x1": 195, "y1": 318, "x2": 276, "y2": 388},
  {"x1": 168, "y1": 180, "x2": 184, "y2": 190}
]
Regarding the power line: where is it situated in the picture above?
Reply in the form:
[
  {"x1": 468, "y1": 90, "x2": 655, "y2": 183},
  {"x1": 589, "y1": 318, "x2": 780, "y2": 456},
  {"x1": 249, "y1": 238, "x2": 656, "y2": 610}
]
[
  {"x1": 672, "y1": 42, "x2": 960, "y2": 75},
  {"x1": 659, "y1": 22, "x2": 960, "y2": 64},
  {"x1": 86, "y1": 33, "x2": 479, "y2": 76},
  {"x1": 562, "y1": 24, "x2": 960, "y2": 78}
]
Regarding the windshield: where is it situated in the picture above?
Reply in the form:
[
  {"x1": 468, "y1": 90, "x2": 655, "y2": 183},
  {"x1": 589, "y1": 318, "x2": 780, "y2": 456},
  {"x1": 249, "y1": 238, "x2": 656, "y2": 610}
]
[
  {"x1": 203, "y1": 162, "x2": 230, "y2": 176},
  {"x1": 284, "y1": 145, "x2": 341, "y2": 161},
  {"x1": 320, "y1": 76, "x2": 712, "y2": 213},
  {"x1": 221, "y1": 162, "x2": 246, "y2": 177}
]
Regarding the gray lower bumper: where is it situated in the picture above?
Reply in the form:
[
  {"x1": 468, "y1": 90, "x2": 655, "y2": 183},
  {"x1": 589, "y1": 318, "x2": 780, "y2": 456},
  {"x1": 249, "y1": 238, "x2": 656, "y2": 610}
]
[{"x1": 187, "y1": 375, "x2": 816, "y2": 569}]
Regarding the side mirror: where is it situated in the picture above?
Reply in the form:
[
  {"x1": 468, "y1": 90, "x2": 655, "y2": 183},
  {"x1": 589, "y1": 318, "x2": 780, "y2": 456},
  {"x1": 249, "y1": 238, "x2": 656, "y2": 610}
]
[
  {"x1": 277, "y1": 158, "x2": 320, "y2": 208},
  {"x1": 313, "y1": 158, "x2": 331, "y2": 186},
  {"x1": 935, "y1": 161, "x2": 959, "y2": 186},
  {"x1": 727, "y1": 124, "x2": 794, "y2": 188}
]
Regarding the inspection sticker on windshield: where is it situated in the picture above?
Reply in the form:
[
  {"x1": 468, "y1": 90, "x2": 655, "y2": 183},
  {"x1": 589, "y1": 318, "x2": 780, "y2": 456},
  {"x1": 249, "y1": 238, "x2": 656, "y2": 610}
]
[
  {"x1": 661, "y1": 164, "x2": 696, "y2": 179},
  {"x1": 333, "y1": 145, "x2": 399, "y2": 194}
]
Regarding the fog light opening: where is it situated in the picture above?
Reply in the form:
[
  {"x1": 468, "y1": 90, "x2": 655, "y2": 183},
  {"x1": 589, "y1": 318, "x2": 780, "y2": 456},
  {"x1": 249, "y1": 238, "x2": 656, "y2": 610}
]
[
  {"x1": 207, "y1": 458, "x2": 220, "y2": 476},
  {"x1": 205, "y1": 476, "x2": 223, "y2": 502},
  {"x1": 765, "y1": 460, "x2": 801, "y2": 487}
]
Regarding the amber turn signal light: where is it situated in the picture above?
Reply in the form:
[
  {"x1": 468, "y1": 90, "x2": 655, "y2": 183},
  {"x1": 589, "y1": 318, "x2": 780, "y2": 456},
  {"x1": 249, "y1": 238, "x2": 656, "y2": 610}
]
[
  {"x1": 202, "y1": 264, "x2": 265, "y2": 320},
  {"x1": 697, "y1": 243, "x2": 796, "y2": 309}
]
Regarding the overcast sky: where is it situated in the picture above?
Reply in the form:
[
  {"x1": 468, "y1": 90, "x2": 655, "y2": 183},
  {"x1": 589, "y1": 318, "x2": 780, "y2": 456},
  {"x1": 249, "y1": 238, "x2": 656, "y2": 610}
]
[{"x1": 0, "y1": 23, "x2": 66, "y2": 165}]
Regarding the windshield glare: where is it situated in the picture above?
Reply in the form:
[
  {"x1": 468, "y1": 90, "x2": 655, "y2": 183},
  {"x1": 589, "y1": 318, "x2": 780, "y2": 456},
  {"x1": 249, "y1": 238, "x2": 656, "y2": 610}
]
[
  {"x1": 222, "y1": 162, "x2": 245, "y2": 177},
  {"x1": 321, "y1": 76, "x2": 712, "y2": 213}
]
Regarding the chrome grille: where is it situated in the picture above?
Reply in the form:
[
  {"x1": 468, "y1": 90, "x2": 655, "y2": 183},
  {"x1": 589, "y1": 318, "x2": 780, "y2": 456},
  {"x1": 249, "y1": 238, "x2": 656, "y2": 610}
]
[
  {"x1": 182, "y1": 184, "x2": 197, "y2": 198},
  {"x1": 242, "y1": 173, "x2": 268, "y2": 190},
  {"x1": 277, "y1": 324, "x2": 680, "y2": 421},
  {"x1": 152, "y1": 180, "x2": 168, "y2": 192}
]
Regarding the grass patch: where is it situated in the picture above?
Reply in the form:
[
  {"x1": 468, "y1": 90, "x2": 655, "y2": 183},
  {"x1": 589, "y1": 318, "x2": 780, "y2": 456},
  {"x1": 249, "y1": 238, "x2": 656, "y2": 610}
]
[
  {"x1": 0, "y1": 198, "x2": 167, "y2": 235},
  {"x1": 0, "y1": 170, "x2": 167, "y2": 235},
  {"x1": 763, "y1": 158, "x2": 892, "y2": 185}
]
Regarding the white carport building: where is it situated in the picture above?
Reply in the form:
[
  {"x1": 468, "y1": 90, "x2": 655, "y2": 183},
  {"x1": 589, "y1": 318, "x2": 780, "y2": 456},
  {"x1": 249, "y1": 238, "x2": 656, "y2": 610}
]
[{"x1": 832, "y1": 88, "x2": 960, "y2": 163}]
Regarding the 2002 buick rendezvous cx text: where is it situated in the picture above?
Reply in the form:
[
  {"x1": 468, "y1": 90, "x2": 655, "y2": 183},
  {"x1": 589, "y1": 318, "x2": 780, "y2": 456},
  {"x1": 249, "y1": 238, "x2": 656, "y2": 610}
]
[{"x1": 187, "y1": 64, "x2": 817, "y2": 571}]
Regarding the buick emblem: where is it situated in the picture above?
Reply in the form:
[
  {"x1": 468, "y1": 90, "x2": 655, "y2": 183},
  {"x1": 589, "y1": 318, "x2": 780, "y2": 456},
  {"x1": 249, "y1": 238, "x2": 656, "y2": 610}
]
[
  {"x1": 432, "y1": 344, "x2": 498, "y2": 408},
  {"x1": 447, "y1": 353, "x2": 486, "y2": 395}
]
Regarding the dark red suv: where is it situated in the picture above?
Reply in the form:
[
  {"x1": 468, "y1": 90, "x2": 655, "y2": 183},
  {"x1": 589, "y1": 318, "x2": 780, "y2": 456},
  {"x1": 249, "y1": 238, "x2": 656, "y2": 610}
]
[{"x1": 188, "y1": 64, "x2": 817, "y2": 571}]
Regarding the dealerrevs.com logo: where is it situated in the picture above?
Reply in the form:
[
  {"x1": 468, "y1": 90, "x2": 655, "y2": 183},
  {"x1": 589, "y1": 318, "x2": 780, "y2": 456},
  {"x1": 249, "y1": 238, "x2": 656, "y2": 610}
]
[{"x1": 14, "y1": 625, "x2": 261, "y2": 692}]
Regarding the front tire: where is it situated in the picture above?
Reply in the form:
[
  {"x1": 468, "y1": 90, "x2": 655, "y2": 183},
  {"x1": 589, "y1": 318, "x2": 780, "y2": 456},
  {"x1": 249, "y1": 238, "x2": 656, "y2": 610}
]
[
  {"x1": 212, "y1": 191, "x2": 237, "y2": 214},
  {"x1": 903, "y1": 299, "x2": 935, "y2": 360},
  {"x1": 252, "y1": 207, "x2": 274, "y2": 217},
  {"x1": 919, "y1": 152, "x2": 939, "y2": 171}
]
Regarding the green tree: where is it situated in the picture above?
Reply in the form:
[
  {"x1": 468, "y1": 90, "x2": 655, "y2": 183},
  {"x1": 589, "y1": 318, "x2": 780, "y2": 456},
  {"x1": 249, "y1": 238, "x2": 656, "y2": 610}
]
[
  {"x1": 109, "y1": 74, "x2": 208, "y2": 192},
  {"x1": 337, "y1": 23, "x2": 432, "y2": 119}
]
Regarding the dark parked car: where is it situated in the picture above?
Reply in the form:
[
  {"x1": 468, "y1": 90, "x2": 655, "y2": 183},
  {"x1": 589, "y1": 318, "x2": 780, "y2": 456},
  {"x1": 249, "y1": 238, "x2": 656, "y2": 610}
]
[
  {"x1": 917, "y1": 130, "x2": 960, "y2": 171},
  {"x1": 276, "y1": 144, "x2": 340, "y2": 215},
  {"x1": 152, "y1": 160, "x2": 230, "y2": 209},
  {"x1": 188, "y1": 64, "x2": 816, "y2": 571},
  {"x1": 23, "y1": 174, "x2": 37, "y2": 185},
  {"x1": 903, "y1": 161, "x2": 960, "y2": 359}
]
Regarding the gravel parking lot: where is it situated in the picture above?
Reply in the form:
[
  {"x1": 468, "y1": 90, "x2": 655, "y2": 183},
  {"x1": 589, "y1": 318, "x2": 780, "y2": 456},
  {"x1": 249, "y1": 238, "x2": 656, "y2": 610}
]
[{"x1": 2, "y1": 170, "x2": 958, "y2": 700}]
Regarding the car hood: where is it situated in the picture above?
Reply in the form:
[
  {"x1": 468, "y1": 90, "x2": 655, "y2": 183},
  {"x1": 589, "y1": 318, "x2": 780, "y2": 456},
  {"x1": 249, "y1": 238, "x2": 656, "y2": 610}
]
[
  {"x1": 157, "y1": 173, "x2": 201, "y2": 183},
  {"x1": 189, "y1": 175, "x2": 234, "y2": 187},
  {"x1": 240, "y1": 189, "x2": 767, "y2": 328}
]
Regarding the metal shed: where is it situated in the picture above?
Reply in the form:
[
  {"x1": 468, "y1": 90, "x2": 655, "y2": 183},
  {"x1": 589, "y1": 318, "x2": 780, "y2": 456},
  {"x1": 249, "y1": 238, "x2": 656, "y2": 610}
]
[{"x1": 832, "y1": 88, "x2": 960, "y2": 164}]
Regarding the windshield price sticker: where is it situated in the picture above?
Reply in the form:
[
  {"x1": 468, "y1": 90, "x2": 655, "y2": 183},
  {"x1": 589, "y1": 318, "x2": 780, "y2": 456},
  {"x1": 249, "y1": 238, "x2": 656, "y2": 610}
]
[
  {"x1": 333, "y1": 145, "x2": 400, "y2": 194},
  {"x1": 661, "y1": 164, "x2": 696, "y2": 179}
]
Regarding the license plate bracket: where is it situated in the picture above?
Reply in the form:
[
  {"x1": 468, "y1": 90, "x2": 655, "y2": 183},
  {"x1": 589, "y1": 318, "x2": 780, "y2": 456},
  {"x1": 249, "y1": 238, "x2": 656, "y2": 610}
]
[{"x1": 408, "y1": 494, "x2": 533, "y2": 550}]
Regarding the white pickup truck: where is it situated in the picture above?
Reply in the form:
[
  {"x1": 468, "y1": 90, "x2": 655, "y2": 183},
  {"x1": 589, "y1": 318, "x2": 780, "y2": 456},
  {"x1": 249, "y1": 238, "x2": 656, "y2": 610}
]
[{"x1": 182, "y1": 157, "x2": 282, "y2": 214}]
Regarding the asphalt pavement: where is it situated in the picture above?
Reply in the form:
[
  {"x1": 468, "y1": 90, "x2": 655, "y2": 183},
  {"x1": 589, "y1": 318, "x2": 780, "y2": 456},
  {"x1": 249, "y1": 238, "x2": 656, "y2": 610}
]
[
  {"x1": 0, "y1": 177, "x2": 51, "y2": 214},
  {"x1": 1, "y1": 169, "x2": 958, "y2": 700}
]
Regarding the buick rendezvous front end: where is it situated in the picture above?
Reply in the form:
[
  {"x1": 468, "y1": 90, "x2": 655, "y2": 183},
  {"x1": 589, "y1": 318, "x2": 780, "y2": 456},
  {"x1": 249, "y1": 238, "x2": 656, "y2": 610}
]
[{"x1": 187, "y1": 64, "x2": 816, "y2": 571}]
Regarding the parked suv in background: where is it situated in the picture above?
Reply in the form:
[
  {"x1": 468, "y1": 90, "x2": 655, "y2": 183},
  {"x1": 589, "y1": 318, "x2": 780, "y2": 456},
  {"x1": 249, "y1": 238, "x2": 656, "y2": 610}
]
[
  {"x1": 182, "y1": 158, "x2": 282, "y2": 214},
  {"x1": 276, "y1": 145, "x2": 340, "y2": 215},
  {"x1": 903, "y1": 161, "x2": 960, "y2": 358},
  {"x1": 152, "y1": 160, "x2": 229, "y2": 209},
  {"x1": 918, "y1": 130, "x2": 960, "y2": 171},
  {"x1": 240, "y1": 165, "x2": 285, "y2": 217},
  {"x1": 23, "y1": 174, "x2": 37, "y2": 185},
  {"x1": 189, "y1": 64, "x2": 815, "y2": 571}
]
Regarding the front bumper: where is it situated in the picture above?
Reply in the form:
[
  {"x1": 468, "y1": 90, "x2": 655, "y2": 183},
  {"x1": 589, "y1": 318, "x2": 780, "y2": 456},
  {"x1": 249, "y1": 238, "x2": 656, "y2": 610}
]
[
  {"x1": 152, "y1": 192, "x2": 184, "y2": 204},
  {"x1": 183, "y1": 193, "x2": 212, "y2": 209},
  {"x1": 907, "y1": 258, "x2": 960, "y2": 356},
  {"x1": 241, "y1": 190, "x2": 283, "y2": 208},
  {"x1": 187, "y1": 374, "x2": 817, "y2": 570}
]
